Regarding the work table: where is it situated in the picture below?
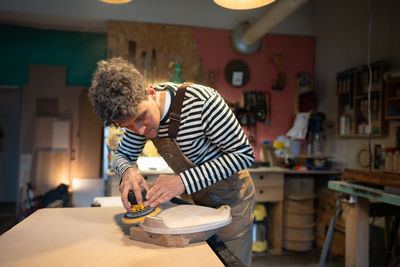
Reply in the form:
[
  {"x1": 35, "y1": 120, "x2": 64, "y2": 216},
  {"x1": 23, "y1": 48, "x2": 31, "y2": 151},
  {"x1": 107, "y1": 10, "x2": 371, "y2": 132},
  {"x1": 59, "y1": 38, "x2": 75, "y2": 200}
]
[
  {"x1": 107, "y1": 167, "x2": 342, "y2": 176},
  {"x1": 106, "y1": 167, "x2": 341, "y2": 255},
  {"x1": 248, "y1": 167, "x2": 341, "y2": 175},
  {"x1": 0, "y1": 207, "x2": 224, "y2": 267}
]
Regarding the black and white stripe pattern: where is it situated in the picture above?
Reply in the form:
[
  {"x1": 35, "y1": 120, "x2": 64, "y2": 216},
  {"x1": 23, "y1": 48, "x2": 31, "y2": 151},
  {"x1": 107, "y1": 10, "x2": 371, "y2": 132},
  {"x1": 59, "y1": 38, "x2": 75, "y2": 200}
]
[{"x1": 112, "y1": 82, "x2": 255, "y2": 195}]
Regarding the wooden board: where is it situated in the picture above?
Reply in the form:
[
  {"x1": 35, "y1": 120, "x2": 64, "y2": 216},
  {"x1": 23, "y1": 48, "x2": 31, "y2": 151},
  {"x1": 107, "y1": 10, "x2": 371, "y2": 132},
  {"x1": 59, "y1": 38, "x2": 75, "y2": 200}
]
[
  {"x1": 32, "y1": 116, "x2": 56, "y2": 151},
  {"x1": 139, "y1": 205, "x2": 231, "y2": 235},
  {"x1": 75, "y1": 90, "x2": 103, "y2": 178},
  {"x1": 130, "y1": 226, "x2": 217, "y2": 247},
  {"x1": 129, "y1": 205, "x2": 231, "y2": 247},
  {"x1": 34, "y1": 149, "x2": 69, "y2": 194},
  {"x1": 0, "y1": 207, "x2": 223, "y2": 267},
  {"x1": 342, "y1": 168, "x2": 400, "y2": 187},
  {"x1": 51, "y1": 120, "x2": 71, "y2": 149}
]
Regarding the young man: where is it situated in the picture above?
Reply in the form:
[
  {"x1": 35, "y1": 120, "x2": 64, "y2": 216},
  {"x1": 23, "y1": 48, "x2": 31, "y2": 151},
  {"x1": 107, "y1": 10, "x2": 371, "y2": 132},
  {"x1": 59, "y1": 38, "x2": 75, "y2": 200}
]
[{"x1": 89, "y1": 57, "x2": 255, "y2": 266}]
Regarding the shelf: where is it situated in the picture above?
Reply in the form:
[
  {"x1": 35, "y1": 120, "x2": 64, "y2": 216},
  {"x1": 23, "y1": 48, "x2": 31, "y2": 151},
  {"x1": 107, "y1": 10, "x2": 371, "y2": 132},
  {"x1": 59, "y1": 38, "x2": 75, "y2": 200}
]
[
  {"x1": 337, "y1": 62, "x2": 388, "y2": 137},
  {"x1": 339, "y1": 134, "x2": 382, "y2": 138},
  {"x1": 385, "y1": 77, "x2": 400, "y2": 120},
  {"x1": 354, "y1": 91, "x2": 380, "y2": 99},
  {"x1": 386, "y1": 115, "x2": 400, "y2": 120},
  {"x1": 296, "y1": 154, "x2": 333, "y2": 159}
]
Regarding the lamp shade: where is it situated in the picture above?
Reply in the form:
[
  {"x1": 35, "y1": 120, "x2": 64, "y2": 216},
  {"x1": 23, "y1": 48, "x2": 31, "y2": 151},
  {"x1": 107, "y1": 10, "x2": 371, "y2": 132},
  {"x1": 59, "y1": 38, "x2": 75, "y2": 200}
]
[
  {"x1": 214, "y1": 0, "x2": 275, "y2": 10},
  {"x1": 99, "y1": 0, "x2": 132, "y2": 4}
]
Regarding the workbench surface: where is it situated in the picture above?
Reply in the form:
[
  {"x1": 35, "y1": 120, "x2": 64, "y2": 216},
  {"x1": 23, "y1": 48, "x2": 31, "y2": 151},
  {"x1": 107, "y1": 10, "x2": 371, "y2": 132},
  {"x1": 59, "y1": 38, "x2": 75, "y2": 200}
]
[{"x1": 0, "y1": 207, "x2": 224, "y2": 267}]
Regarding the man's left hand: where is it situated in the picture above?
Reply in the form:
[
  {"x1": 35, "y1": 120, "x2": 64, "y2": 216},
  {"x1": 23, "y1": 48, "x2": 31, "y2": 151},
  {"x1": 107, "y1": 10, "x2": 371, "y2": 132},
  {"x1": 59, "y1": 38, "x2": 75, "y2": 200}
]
[{"x1": 144, "y1": 175, "x2": 185, "y2": 207}]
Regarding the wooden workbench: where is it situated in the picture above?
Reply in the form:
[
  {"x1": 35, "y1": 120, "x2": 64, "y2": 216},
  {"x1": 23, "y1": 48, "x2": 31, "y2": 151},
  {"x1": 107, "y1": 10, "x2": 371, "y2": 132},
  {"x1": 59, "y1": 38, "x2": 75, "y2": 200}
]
[
  {"x1": 329, "y1": 180, "x2": 400, "y2": 267},
  {"x1": 0, "y1": 207, "x2": 224, "y2": 267},
  {"x1": 107, "y1": 167, "x2": 341, "y2": 255}
]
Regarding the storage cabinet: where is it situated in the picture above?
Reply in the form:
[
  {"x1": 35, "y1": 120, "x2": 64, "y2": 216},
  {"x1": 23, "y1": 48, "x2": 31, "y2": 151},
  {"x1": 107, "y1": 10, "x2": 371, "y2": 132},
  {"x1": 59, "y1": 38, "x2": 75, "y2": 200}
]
[
  {"x1": 252, "y1": 172, "x2": 284, "y2": 202},
  {"x1": 385, "y1": 77, "x2": 400, "y2": 119},
  {"x1": 336, "y1": 61, "x2": 388, "y2": 137},
  {"x1": 249, "y1": 169, "x2": 284, "y2": 255}
]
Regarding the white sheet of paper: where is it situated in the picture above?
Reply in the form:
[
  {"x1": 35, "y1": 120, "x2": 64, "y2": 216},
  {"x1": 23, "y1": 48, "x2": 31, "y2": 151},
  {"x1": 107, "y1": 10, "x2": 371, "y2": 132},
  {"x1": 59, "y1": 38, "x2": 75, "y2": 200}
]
[{"x1": 286, "y1": 112, "x2": 311, "y2": 140}]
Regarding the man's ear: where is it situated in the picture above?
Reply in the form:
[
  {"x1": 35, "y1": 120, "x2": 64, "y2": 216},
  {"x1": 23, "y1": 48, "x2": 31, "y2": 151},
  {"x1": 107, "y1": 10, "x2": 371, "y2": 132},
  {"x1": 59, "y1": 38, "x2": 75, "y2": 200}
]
[{"x1": 146, "y1": 86, "x2": 156, "y2": 98}]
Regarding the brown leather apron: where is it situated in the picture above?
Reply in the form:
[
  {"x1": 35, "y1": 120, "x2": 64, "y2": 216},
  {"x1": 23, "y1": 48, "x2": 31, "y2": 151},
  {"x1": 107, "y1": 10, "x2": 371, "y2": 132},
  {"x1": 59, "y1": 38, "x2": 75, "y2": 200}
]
[{"x1": 151, "y1": 84, "x2": 255, "y2": 266}]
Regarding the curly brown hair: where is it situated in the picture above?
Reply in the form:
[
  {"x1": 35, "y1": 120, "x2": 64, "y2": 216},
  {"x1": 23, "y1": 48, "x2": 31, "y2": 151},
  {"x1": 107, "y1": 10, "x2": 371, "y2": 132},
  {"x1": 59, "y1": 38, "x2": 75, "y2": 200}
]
[{"x1": 89, "y1": 57, "x2": 147, "y2": 127}]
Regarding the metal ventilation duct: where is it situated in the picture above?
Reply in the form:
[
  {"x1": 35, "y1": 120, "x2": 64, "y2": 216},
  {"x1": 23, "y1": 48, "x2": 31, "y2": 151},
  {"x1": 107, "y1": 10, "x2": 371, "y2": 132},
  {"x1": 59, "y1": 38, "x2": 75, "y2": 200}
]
[{"x1": 232, "y1": 0, "x2": 309, "y2": 54}]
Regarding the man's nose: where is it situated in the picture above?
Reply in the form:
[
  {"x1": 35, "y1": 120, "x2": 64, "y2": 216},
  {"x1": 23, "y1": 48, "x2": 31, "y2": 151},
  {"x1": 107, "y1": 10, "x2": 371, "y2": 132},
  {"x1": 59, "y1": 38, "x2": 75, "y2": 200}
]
[{"x1": 137, "y1": 125, "x2": 146, "y2": 135}]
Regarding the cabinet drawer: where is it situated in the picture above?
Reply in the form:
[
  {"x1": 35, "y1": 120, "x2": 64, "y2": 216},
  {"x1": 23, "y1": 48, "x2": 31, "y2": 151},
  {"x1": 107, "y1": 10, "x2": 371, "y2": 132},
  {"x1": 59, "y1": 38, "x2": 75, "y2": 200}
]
[
  {"x1": 255, "y1": 186, "x2": 283, "y2": 202},
  {"x1": 251, "y1": 173, "x2": 284, "y2": 187}
]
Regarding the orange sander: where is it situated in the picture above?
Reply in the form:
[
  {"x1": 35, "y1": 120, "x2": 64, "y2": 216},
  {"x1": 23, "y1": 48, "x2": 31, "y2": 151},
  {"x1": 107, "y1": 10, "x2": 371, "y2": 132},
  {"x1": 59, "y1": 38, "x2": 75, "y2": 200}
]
[{"x1": 122, "y1": 189, "x2": 161, "y2": 224}]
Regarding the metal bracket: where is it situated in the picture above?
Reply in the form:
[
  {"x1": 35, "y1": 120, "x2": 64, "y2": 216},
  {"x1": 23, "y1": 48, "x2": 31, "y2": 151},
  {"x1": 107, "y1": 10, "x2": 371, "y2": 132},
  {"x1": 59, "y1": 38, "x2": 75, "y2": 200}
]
[{"x1": 340, "y1": 193, "x2": 358, "y2": 204}]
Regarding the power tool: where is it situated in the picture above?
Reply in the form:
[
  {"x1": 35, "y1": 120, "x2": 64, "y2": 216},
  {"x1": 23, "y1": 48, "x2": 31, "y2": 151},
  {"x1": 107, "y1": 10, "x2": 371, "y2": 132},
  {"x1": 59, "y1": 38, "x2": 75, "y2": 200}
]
[{"x1": 121, "y1": 189, "x2": 161, "y2": 224}]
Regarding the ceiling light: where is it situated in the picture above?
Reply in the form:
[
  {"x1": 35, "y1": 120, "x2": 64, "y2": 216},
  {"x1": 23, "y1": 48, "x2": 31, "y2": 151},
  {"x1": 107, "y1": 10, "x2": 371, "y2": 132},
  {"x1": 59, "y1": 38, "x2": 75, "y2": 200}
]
[
  {"x1": 99, "y1": 0, "x2": 132, "y2": 4},
  {"x1": 214, "y1": 0, "x2": 276, "y2": 10}
]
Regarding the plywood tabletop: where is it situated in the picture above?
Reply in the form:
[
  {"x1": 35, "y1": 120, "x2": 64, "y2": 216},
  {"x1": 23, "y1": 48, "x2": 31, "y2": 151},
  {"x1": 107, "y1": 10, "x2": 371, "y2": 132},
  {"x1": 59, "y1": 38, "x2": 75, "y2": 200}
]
[{"x1": 0, "y1": 207, "x2": 224, "y2": 267}]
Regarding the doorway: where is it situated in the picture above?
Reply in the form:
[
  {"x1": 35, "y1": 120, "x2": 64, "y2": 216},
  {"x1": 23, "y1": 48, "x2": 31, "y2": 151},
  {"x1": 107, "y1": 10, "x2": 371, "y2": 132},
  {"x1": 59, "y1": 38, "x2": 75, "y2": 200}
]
[{"x1": 0, "y1": 87, "x2": 20, "y2": 202}]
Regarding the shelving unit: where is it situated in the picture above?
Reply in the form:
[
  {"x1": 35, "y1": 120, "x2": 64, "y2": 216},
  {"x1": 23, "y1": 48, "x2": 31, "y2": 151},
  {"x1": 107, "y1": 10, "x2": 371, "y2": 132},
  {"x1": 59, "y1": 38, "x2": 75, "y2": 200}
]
[
  {"x1": 336, "y1": 61, "x2": 388, "y2": 137},
  {"x1": 385, "y1": 77, "x2": 400, "y2": 119}
]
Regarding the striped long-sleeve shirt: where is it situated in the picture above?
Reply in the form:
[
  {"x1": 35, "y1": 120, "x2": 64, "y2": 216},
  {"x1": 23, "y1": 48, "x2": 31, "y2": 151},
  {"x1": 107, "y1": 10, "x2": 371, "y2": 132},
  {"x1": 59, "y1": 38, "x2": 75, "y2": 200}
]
[{"x1": 112, "y1": 82, "x2": 255, "y2": 195}]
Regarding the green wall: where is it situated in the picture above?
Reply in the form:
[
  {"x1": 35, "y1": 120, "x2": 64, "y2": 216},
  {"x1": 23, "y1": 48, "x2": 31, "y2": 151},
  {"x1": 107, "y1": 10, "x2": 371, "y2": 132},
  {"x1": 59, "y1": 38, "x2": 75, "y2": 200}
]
[
  {"x1": 0, "y1": 24, "x2": 107, "y2": 202},
  {"x1": 0, "y1": 24, "x2": 107, "y2": 87}
]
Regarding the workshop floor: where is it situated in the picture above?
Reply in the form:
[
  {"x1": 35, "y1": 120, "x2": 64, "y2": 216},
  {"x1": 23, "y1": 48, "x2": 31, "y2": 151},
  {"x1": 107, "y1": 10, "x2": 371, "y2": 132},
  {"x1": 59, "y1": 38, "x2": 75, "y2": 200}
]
[{"x1": 252, "y1": 249, "x2": 345, "y2": 267}]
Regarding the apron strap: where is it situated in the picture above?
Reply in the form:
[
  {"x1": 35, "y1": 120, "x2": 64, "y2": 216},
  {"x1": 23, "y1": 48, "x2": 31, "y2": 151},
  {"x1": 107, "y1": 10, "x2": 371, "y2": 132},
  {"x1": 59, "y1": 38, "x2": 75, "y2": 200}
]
[{"x1": 168, "y1": 83, "x2": 192, "y2": 139}]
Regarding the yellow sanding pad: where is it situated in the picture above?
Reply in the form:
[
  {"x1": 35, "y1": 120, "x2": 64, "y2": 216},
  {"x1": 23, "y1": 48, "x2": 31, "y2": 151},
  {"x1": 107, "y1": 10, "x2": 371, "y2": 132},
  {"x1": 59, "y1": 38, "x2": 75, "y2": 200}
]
[{"x1": 122, "y1": 206, "x2": 162, "y2": 224}]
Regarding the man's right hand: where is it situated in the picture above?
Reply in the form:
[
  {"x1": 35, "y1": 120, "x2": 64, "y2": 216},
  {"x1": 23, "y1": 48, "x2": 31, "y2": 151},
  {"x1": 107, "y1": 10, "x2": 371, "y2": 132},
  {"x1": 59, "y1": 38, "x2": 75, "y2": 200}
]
[{"x1": 119, "y1": 167, "x2": 149, "y2": 211}]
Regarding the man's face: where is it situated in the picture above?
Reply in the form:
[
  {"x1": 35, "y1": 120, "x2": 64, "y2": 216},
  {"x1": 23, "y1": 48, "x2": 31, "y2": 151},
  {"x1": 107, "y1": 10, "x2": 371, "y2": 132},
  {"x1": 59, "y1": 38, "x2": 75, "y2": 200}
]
[{"x1": 120, "y1": 95, "x2": 160, "y2": 138}]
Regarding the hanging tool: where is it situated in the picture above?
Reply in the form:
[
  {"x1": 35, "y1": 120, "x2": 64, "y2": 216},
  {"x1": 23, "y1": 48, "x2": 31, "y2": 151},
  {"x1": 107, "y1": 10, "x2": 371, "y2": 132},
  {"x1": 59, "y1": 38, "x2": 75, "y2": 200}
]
[
  {"x1": 152, "y1": 49, "x2": 156, "y2": 85},
  {"x1": 122, "y1": 189, "x2": 162, "y2": 224},
  {"x1": 128, "y1": 40, "x2": 136, "y2": 65},
  {"x1": 142, "y1": 51, "x2": 148, "y2": 85}
]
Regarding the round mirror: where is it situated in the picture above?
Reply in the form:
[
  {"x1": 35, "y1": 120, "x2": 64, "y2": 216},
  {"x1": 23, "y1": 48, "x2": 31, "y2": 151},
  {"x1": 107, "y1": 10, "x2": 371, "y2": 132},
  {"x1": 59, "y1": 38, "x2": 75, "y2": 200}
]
[{"x1": 224, "y1": 60, "x2": 250, "y2": 87}]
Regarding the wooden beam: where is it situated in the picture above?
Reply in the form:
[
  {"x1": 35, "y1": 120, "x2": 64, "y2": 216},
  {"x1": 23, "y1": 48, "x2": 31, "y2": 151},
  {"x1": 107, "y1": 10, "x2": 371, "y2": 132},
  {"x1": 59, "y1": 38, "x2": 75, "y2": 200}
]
[{"x1": 345, "y1": 197, "x2": 369, "y2": 267}]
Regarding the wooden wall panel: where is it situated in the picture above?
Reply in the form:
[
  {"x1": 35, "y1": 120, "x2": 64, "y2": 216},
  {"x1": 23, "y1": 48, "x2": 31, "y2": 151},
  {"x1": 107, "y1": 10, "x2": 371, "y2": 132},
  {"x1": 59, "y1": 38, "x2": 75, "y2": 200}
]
[
  {"x1": 107, "y1": 20, "x2": 208, "y2": 86},
  {"x1": 20, "y1": 66, "x2": 67, "y2": 154},
  {"x1": 75, "y1": 90, "x2": 103, "y2": 178},
  {"x1": 32, "y1": 117, "x2": 56, "y2": 151},
  {"x1": 19, "y1": 65, "x2": 103, "y2": 203},
  {"x1": 31, "y1": 118, "x2": 72, "y2": 193}
]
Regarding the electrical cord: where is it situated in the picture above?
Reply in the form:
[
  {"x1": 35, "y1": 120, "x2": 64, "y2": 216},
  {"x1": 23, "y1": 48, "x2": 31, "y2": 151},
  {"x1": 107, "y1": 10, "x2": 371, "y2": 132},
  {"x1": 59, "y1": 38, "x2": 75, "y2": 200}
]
[
  {"x1": 318, "y1": 197, "x2": 344, "y2": 267},
  {"x1": 367, "y1": 0, "x2": 372, "y2": 172},
  {"x1": 319, "y1": 194, "x2": 358, "y2": 267}
]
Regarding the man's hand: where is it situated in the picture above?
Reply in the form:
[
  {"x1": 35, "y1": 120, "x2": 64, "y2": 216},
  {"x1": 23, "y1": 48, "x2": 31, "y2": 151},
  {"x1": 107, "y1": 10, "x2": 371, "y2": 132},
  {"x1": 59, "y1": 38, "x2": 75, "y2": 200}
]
[
  {"x1": 144, "y1": 175, "x2": 185, "y2": 208},
  {"x1": 119, "y1": 167, "x2": 149, "y2": 211}
]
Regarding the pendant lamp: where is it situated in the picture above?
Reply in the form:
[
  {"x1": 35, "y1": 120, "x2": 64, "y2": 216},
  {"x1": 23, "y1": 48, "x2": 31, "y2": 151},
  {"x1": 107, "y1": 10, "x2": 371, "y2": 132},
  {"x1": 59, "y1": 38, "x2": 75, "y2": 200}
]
[
  {"x1": 99, "y1": 0, "x2": 132, "y2": 4},
  {"x1": 214, "y1": 0, "x2": 275, "y2": 10}
]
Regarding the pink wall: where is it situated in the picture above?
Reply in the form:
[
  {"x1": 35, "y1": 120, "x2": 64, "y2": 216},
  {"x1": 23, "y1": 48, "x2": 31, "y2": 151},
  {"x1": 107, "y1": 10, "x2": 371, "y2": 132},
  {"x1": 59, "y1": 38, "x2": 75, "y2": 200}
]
[{"x1": 191, "y1": 28, "x2": 315, "y2": 161}]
